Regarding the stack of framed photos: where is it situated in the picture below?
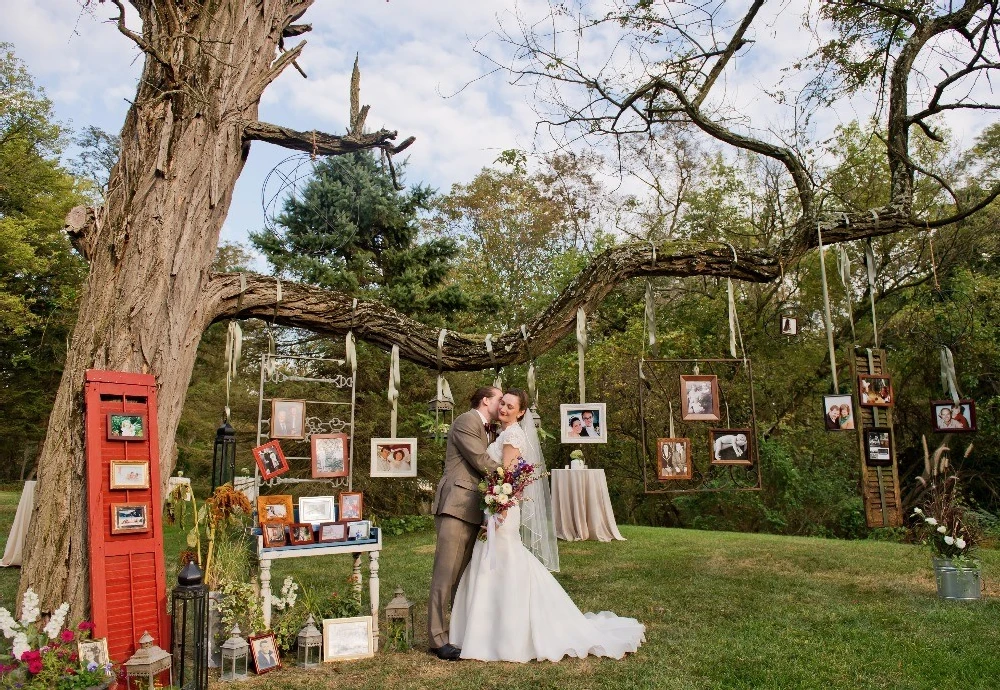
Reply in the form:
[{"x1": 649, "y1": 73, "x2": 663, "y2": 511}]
[
  {"x1": 257, "y1": 492, "x2": 372, "y2": 549},
  {"x1": 856, "y1": 375, "x2": 895, "y2": 467},
  {"x1": 107, "y1": 415, "x2": 152, "y2": 535}
]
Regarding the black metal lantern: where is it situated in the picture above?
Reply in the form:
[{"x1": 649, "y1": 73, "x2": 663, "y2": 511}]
[
  {"x1": 212, "y1": 419, "x2": 237, "y2": 492},
  {"x1": 171, "y1": 560, "x2": 208, "y2": 690}
]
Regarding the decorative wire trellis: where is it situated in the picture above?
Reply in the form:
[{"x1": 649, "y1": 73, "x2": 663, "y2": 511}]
[
  {"x1": 256, "y1": 353, "x2": 357, "y2": 491},
  {"x1": 639, "y1": 358, "x2": 762, "y2": 494}
]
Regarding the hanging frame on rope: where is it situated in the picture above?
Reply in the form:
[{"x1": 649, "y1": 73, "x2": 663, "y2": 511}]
[{"x1": 817, "y1": 224, "x2": 839, "y2": 394}]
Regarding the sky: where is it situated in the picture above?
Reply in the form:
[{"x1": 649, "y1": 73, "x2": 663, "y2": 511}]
[{"x1": 4, "y1": 1, "x2": 996, "y2": 256}]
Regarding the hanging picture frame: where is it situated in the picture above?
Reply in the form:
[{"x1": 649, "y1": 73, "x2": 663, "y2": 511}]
[
  {"x1": 709, "y1": 429, "x2": 753, "y2": 465},
  {"x1": 252, "y1": 440, "x2": 290, "y2": 480},
  {"x1": 931, "y1": 400, "x2": 977, "y2": 433},
  {"x1": 680, "y1": 375, "x2": 721, "y2": 422},
  {"x1": 864, "y1": 428, "x2": 893, "y2": 465},
  {"x1": 370, "y1": 438, "x2": 417, "y2": 477},
  {"x1": 270, "y1": 399, "x2": 306, "y2": 439},
  {"x1": 822, "y1": 394, "x2": 856, "y2": 431},
  {"x1": 311, "y1": 433, "x2": 350, "y2": 478},
  {"x1": 656, "y1": 438, "x2": 692, "y2": 480},
  {"x1": 858, "y1": 374, "x2": 894, "y2": 407},
  {"x1": 780, "y1": 315, "x2": 799, "y2": 336},
  {"x1": 559, "y1": 403, "x2": 607, "y2": 443}
]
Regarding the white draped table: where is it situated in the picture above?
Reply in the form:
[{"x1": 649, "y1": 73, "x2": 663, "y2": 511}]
[{"x1": 550, "y1": 469, "x2": 625, "y2": 542}]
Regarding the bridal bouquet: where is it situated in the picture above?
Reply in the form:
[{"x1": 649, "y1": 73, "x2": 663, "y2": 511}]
[{"x1": 478, "y1": 457, "x2": 539, "y2": 523}]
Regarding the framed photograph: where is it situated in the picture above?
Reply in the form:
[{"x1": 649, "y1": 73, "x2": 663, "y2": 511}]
[
  {"x1": 559, "y1": 403, "x2": 607, "y2": 444},
  {"x1": 106, "y1": 413, "x2": 146, "y2": 441},
  {"x1": 77, "y1": 638, "x2": 110, "y2": 669},
  {"x1": 249, "y1": 632, "x2": 281, "y2": 674},
  {"x1": 110, "y1": 503, "x2": 149, "y2": 535},
  {"x1": 347, "y1": 520, "x2": 371, "y2": 540},
  {"x1": 931, "y1": 400, "x2": 977, "y2": 433},
  {"x1": 256, "y1": 495, "x2": 294, "y2": 525},
  {"x1": 109, "y1": 461, "x2": 150, "y2": 490},
  {"x1": 261, "y1": 522, "x2": 287, "y2": 548},
  {"x1": 322, "y1": 616, "x2": 375, "y2": 662},
  {"x1": 288, "y1": 523, "x2": 315, "y2": 545},
  {"x1": 339, "y1": 492, "x2": 363, "y2": 521},
  {"x1": 864, "y1": 428, "x2": 893, "y2": 466},
  {"x1": 312, "y1": 433, "x2": 350, "y2": 478},
  {"x1": 858, "y1": 375, "x2": 894, "y2": 407},
  {"x1": 270, "y1": 399, "x2": 306, "y2": 439},
  {"x1": 709, "y1": 429, "x2": 753, "y2": 465},
  {"x1": 680, "y1": 375, "x2": 721, "y2": 422},
  {"x1": 252, "y1": 440, "x2": 290, "y2": 481},
  {"x1": 657, "y1": 438, "x2": 692, "y2": 480},
  {"x1": 780, "y1": 315, "x2": 798, "y2": 336},
  {"x1": 298, "y1": 496, "x2": 336, "y2": 525},
  {"x1": 318, "y1": 522, "x2": 347, "y2": 543},
  {"x1": 370, "y1": 438, "x2": 418, "y2": 477},
  {"x1": 822, "y1": 394, "x2": 856, "y2": 431}
]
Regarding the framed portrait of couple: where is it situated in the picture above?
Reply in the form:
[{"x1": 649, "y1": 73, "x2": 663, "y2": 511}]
[
  {"x1": 822, "y1": 394, "x2": 856, "y2": 431},
  {"x1": 680, "y1": 375, "x2": 720, "y2": 422},
  {"x1": 252, "y1": 440, "x2": 290, "y2": 480},
  {"x1": 270, "y1": 399, "x2": 306, "y2": 440},
  {"x1": 370, "y1": 438, "x2": 417, "y2": 477},
  {"x1": 559, "y1": 404, "x2": 606, "y2": 444},
  {"x1": 656, "y1": 438, "x2": 691, "y2": 480},
  {"x1": 931, "y1": 400, "x2": 976, "y2": 433}
]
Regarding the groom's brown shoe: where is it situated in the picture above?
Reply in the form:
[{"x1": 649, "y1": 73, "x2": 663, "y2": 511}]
[{"x1": 429, "y1": 644, "x2": 462, "y2": 661}]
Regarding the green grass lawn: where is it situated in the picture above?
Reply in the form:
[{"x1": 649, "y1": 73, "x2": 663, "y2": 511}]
[{"x1": 1, "y1": 490, "x2": 998, "y2": 689}]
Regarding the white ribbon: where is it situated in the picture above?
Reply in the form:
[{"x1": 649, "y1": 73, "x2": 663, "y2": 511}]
[
  {"x1": 345, "y1": 331, "x2": 357, "y2": 376},
  {"x1": 865, "y1": 239, "x2": 879, "y2": 349},
  {"x1": 484, "y1": 512, "x2": 499, "y2": 571},
  {"x1": 576, "y1": 308, "x2": 587, "y2": 404},
  {"x1": 388, "y1": 344, "x2": 400, "y2": 438},
  {"x1": 435, "y1": 329, "x2": 453, "y2": 406},
  {"x1": 837, "y1": 242, "x2": 857, "y2": 344},
  {"x1": 817, "y1": 224, "x2": 839, "y2": 393},
  {"x1": 727, "y1": 278, "x2": 738, "y2": 358},
  {"x1": 940, "y1": 346, "x2": 961, "y2": 404},
  {"x1": 527, "y1": 362, "x2": 537, "y2": 407},
  {"x1": 644, "y1": 281, "x2": 657, "y2": 356},
  {"x1": 668, "y1": 401, "x2": 675, "y2": 438}
]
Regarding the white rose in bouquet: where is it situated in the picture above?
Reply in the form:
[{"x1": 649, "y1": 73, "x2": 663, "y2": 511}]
[
  {"x1": 501, "y1": 483, "x2": 513, "y2": 494},
  {"x1": 497, "y1": 494, "x2": 509, "y2": 505},
  {"x1": 936, "y1": 525, "x2": 947, "y2": 534}
]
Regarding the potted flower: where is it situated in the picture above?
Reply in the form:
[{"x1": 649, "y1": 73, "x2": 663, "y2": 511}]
[
  {"x1": 0, "y1": 589, "x2": 116, "y2": 689},
  {"x1": 911, "y1": 474, "x2": 983, "y2": 601}
]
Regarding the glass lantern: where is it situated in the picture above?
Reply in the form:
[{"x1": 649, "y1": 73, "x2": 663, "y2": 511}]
[
  {"x1": 529, "y1": 405, "x2": 542, "y2": 429},
  {"x1": 171, "y1": 560, "x2": 208, "y2": 690},
  {"x1": 296, "y1": 615, "x2": 323, "y2": 667},
  {"x1": 220, "y1": 625, "x2": 249, "y2": 682},
  {"x1": 426, "y1": 397, "x2": 454, "y2": 443},
  {"x1": 212, "y1": 419, "x2": 237, "y2": 492},
  {"x1": 124, "y1": 631, "x2": 172, "y2": 690},
  {"x1": 385, "y1": 586, "x2": 415, "y2": 649}
]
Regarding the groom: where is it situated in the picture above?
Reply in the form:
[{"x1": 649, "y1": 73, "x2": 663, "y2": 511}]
[{"x1": 427, "y1": 386, "x2": 503, "y2": 660}]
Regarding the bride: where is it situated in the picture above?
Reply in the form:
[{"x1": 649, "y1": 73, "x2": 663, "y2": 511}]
[{"x1": 449, "y1": 388, "x2": 645, "y2": 662}]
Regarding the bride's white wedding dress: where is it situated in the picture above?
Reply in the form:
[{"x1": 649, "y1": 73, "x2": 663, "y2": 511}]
[{"x1": 449, "y1": 423, "x2": 645, "y2": 662}]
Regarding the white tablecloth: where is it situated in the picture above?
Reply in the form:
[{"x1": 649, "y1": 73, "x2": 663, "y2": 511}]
[
  {"x1": 550, "y1": 469, "x2": 625, "y2": 542},
  {"x1": 1, "y1": 481, "x2": 36, "y2": 567}
]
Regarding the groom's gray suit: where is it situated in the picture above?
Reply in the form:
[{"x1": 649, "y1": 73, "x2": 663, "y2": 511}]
[{"x1": 428, "y1": 408, "x2": 501, "y2": 649}]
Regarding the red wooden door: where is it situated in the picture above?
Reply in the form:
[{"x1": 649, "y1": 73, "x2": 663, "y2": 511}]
[{"x1": 84, "y1": 370, "x2": 170, "y2": 663}]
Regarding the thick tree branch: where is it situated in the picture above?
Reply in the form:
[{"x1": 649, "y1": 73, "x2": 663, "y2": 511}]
[
  {"x1": 64, "y1": 205, "x2": 101, "y2": 261},
  {"x1": 240, "y1": 120, "x2": 414, "y2": 157}
]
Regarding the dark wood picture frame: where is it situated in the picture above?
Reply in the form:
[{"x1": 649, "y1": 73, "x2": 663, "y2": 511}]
[
  {"x1": 288, "y1": 522, "x2": 315, "y2": 545},
  {"x1": 709, "y1": 428, "x2": 753, "y2": 466},
  {"x1": 248, "y1": 632, "x2": 281, "y2": 674},
  {"x1": 339, "y1": 492, "x2": 364, "y2": 522},
  {"x1": 656, "y1": 438, "x2": 692, "y2": 480},
  {"x1": 680, "y1": 375, "x2": 721, "y2": 422},
  {"x1": 858, "y1": 374, "x2": 894, "y2": 407},
  {"x1": 261, "y1": 522, "x2": 287, "y2": 548},
  {"x1": 317, "y1": 522, "x2": 347, "y2": 543},
  {"x1": 106, "y1": 413, "x2": 147, "y2": 441},
  {"x1": 256, "y1": 495, "x2": 294, "y2": 526},
  {"x1": 311, "y1": 433, "x2": 350, "y2": 478},
  {"x1": 864, "y1": 427, "x2": 893, "y2": 466},
  {"x1": 931, "y1": 400, "x2": 977, "y2": 433},
  {"x1": 252, "y1": 440, "x2": 290, "y2": 480},
  {"x1": 270, "y1": 399, "x2": 306, "y2": 439},
  {"x1": 110, "y1": 503, "x2": 149, "y2": 535}
]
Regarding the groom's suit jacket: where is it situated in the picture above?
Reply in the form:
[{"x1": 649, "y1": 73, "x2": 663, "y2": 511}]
[{"x1": 433, "y1": 409, "x2": 501, "y2": 525}]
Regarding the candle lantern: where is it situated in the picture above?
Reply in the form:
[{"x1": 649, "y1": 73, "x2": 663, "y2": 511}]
[
  {"x1": 426, "y1": 397, "x2": 454, "y2": 442},
  {"x1": 212, "y1": 419, "x2": 237, "y2": 492},
  {"x1": 296, "y1": 615, "x2": 323, "y2": 667},
  {"x1": 171, "y1": 560, "x2": 208, "y2": 690},
  {"x1": 220, "y1": 624, "x2": 249, "y2": 682},
  {"x1": 384, "y1": 586, "x2": 415, "y2": 649},
  {"x1": 124, "y1": 631, "x2": 172, "y2": 690},
  {"x1": 530, "y1": 405, "x2": 542, "y2": 430}
]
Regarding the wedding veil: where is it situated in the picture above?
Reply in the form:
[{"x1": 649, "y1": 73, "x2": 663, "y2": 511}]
[{"x1": 519, "y1": 414, "x2": 560, "y2": 572}]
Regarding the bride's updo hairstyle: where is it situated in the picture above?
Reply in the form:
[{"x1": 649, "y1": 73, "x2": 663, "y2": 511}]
[{"x1": 504, "y1": 388, "x2": 529, "y2": 421}]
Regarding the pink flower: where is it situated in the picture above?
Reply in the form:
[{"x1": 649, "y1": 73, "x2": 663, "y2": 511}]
[
  {"x1": 27, "y1": 660, "x2": 43, "y2": 674},
  {"x1": 60, "y1": 629, "x2": 75, "y2": 642},
  {"x1": 78, "y1": 621, "x2": 95, "y2": 631}
]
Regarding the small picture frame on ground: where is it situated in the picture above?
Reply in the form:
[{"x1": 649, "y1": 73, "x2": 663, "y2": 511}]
[
  {"x1": 709, "y1": 429, "x2": 753, "y2": 465},
  {"x1": 256, "y1": 495, "x2": 294, "y2": 526},
  {"x1": 931, "y1": 400, "x2": 977, "y2": 433},
  {"x1": 312, "y1": 433, "x2": 350, "y2": 478},
  {"x1": 318, "y1": 522, "x2": 347, "y2": 543},
  {"x1": 298, "y1": 496, "x2": 336, "y2": 525},
  {"x1": 109, "y1": 460, "x2": 150, "y2": 490},
  {"x1": 323, "y1": 616, "x2": 375, "y2": 662},
  {"x1": 252, "y1": 440, "x2": 289, "y2": 480},
  {"x1": 249, "y1": 632, "x2": 281, "y2": 674},
  {"x1": 680, "y1": 375, "x2": 721, "y2": 422},
  {"x1": 347, "y1": 520, "x2": 371, "y2": 541},
  {"x1": 822, "y1": 394, "x2": 855, "y2": 431},
  {"x1": 858, "y1": 374, "x2": 894, "y2": 407},
  {"x1": 110, "y1": 503, "x2": 149, "y2": 535},
  {"x1": 261, "y1": 522, "x2": 287, "y2": 548},
  {"x1": 370, "y1": 438, "x2": 418, "y2": 477},
  {"x1": 780, "y1": 315, "x2": 798, "y2": 336},
  {"x1": 339, "y1": 492, "x2": 363, "y2": 521},
  {"x1": 559, "y1": 403, "x2": 607, "y2": 444},
  {"x1": 107, "y1": 413, "x2": 146, "y2": 441},
  {"x1": 865, "y1": 428, "x2": 893, "y2": 466},
  {"x1": 657, "y1": 438, "x2": 692, "y2": 480},
  {"x1": 77, "y1": 638, "x2": 110, "y2": 670},
  {"x1": 270, "y1": 399, "x2": 306, "y2": 439},
  {"x1": 288, "y1": 523, "x2": 315, "y2": 545}
]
